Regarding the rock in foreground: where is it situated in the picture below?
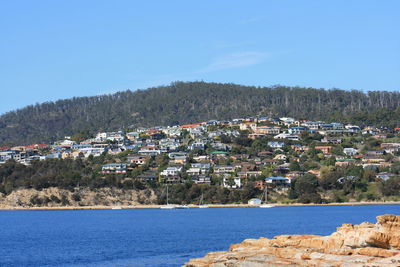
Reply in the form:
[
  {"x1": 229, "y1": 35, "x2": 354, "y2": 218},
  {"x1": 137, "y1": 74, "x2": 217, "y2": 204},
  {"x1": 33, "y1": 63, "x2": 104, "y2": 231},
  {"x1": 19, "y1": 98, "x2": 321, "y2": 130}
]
[{"x1": 185, "y1": 214, "x2": 400, "y2": 267}]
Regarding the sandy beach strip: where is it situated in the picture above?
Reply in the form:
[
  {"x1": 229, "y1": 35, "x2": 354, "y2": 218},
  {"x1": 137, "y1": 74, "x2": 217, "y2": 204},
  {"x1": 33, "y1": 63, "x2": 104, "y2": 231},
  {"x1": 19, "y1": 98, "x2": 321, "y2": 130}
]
[{"x1": 0, "y1": 201, "x2": 399, "y2": 211}]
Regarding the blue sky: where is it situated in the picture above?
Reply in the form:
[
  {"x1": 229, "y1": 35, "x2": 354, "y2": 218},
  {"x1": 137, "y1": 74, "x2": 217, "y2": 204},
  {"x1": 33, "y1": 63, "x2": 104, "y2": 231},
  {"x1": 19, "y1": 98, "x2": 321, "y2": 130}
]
[{"x1": 0, "y1": 0, "x2": 399, "y2": 115}]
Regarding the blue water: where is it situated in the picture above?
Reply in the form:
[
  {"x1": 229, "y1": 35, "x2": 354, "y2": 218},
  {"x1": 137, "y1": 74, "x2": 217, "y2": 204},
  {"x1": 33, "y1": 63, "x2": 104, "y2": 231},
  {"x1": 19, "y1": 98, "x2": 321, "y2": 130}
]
[{"x1": 0, "y1": 205, "x2": 399, "y2": 267}]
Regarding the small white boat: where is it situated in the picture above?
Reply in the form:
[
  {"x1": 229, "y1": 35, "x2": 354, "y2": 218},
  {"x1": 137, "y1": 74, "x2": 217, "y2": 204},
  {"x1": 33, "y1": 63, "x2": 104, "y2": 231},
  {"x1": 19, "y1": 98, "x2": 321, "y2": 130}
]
[
  {"x1": 160, "y1": 204, "x2": 177, "y2": 209},
  {"x1": 111, "y1": 206, "x2": 122, "y2": 210},
  {"x1": 259, "y1": 204, "x2": 274, "y2": 208},
  {"x1": 176, "y1": 205, "x2": 190, "y2": 209}
]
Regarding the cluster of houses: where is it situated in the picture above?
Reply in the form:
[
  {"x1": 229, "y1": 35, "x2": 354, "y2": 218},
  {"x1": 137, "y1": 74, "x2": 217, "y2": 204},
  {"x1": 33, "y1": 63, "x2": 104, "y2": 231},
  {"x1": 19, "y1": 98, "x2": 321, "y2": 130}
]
[{"x1": 1, "y1": 116, "x2": 400, "y2": 189}]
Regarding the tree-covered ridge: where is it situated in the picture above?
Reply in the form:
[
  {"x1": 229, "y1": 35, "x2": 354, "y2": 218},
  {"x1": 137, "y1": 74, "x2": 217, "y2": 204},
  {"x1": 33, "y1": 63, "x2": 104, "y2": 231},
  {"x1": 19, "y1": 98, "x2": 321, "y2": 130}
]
[{"x1": 1, "y1": 81, "x2": 399, "y2": 146}]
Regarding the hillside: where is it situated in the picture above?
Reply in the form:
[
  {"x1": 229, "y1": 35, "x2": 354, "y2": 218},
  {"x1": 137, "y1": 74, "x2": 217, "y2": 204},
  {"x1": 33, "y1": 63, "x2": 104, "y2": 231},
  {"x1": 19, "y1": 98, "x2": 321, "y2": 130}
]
[{"x1": 1, "y1": 81, "x2": 400, "y2": 145}]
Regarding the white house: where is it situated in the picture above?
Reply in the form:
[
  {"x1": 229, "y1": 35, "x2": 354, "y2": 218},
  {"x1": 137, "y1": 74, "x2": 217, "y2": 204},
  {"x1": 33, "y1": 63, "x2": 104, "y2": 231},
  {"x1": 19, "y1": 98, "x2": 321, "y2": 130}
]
[
  {"x1": 343, "y1": 148, "x2": 358, "y2": 156},
  {"x1": 160, "y1": 166, "x2": 182, "y2": 176},
  {"x1": 102, "y1": 163, "x2": 127, "y2": 174},
  {"x1": 268, "y1": 141, "x2": 285, "y2": 148},
  {"x1": 186, "y1": 167, "x2": 201, "y2": 176},
  {"x1": 265, "y1": 176, "x2": 291, "y2": 186},
  {"x1": 288, "y1": 126, "x2": 308, "y2": 134},
  {"x1": 188, "y1": 141, "x2": 205, "y2": 150},
  {"x1": 223, "y1": 177, "x2": 242, "y2": 188},
  {"x1": 274, "y1": 133, "x2": 300, "y2": 141}
]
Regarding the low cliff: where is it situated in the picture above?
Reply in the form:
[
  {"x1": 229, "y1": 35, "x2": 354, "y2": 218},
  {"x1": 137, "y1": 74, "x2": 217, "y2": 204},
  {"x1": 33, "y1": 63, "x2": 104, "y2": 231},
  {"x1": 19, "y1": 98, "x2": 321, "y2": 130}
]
[
  {"x1": 185, "y1": 214, "x2": 400, "y2": 267},
  {"x1": 0, "y1": 187, "x2": 157, "y2": 208}
]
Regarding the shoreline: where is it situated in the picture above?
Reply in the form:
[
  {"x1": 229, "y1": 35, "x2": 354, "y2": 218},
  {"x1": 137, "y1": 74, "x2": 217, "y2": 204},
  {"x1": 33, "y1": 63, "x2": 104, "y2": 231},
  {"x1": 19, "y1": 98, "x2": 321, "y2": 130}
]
[{"x1": 0, "y1": 201, "x2": 399, "y2": 211}]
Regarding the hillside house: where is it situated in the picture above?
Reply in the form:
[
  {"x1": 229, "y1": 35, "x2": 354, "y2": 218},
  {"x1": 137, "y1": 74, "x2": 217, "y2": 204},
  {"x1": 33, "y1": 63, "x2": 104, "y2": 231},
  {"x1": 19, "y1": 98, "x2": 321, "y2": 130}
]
[
  {"x1": 345, "y1": 125, "x2": 361, "y2": 133},
  {"x1": 288, "y1": 126, "x2": 308, "y2": 134},
  {"x1": 291, "y1": 145, "x2": 309, "y2": 153},
  {"x1": 301, "y1": 121, "x2": 324, "y2": 130},
  {"x1": 102, "y1": 163, "x2": 127, "y2": 174},
  {"x1": 192, "y1": 176, "x2": 211, "y2": 184},
  {"x1": 223, "y1": 177, "x2": 242, "y2": 188},
  {"x1": 239, "y1": 122, "x2": 257, "y2": 131},
  {"x1": 335, "y1": 159, "x2": 357, "y2": 167},
  {"x1": 188, "y1": 141, "x2": 205, "y2": 150},
  {"x1": 160, "y1": 166, "x2": 182, "y2": 176},
  {"x1": 127, "y1": 155, "x2": 149, "y2": 165},
  {"x1": 138, "y1": 147, "x2": 161, "y2": 156},
  {"x1": 186, "y1": 167, "x2": 201, "y2": 176},
  {"x1": 268, "y1": 141, "x2": 285, "y2": 148},
  {"x1": 255, "y1": 126, "x2": 281, "y2": 135},
  {"x1": 343, "y1": 148, "x2": 358, "y2": 156},
  {"x1": 315, "y1": 146, "x2": 333, "y2": 155},
  {"x1": 190, "y1": 163, "x2": 211, "y2": 173},
  {"x1": 265, "y1": 176, "x2": 291, "y2": 186},
  {"x1": 321, "y1": 136, "x2": 342, "y2": 144},
  {"x1": 380, "y1": 143, "x2": 400, "y2": 154},
  {"x1": 214, "y1": 165, "x2": 236, "y2": 174},
  {"x1": 274, "y1": 133, "x2": 300, "y2": 141},
  {"x1": 254, "y1": 179, "x2": 267, "y2": 190},
  {"x1": 376, "y1": 172, "x2": 396, "y2": 181}
]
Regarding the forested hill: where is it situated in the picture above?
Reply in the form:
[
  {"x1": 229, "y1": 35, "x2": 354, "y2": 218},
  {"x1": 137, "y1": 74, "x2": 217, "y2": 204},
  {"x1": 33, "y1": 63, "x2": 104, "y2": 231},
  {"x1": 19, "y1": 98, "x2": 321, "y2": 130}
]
[{"x1": 1, "y1": 81, "x2": 400, "y2": 146}]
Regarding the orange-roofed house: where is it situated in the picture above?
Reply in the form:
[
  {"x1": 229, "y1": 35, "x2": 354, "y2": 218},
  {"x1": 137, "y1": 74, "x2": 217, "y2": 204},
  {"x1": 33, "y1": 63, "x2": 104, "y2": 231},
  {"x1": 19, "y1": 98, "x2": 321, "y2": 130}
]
[
  {"x1": 146, "y1": 130, "x2": 160, "y2": 134},
  {"x1": 308, "y1": 169, "x2": 321, "y2": 178},
  {"x1": 315, "y1": 146, "x2": 333, "y2": 155},
  {"x1": 25, "y1": 144, "x2": 49, "y2": 150},
  {"x1": 180, "y1": 122, "x2": 205, "y2": 128}
]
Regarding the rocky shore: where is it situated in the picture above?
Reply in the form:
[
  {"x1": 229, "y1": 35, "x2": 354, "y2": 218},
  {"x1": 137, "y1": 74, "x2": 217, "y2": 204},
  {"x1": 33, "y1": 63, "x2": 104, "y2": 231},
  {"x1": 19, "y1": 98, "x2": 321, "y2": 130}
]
[
  {"x1": 185, "y1": 214, "x2": 400, "y2": 267},
  {"x1": 0, "y1": 187, "x2": 157, "y2": 208}
]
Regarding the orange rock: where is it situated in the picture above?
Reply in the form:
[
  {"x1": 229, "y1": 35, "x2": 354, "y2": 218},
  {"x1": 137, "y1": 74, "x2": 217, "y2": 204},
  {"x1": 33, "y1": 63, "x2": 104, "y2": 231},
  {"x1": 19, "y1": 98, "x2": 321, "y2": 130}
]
[{"x1": 184, "y1": 214, "x2": 400, "y2": 267}]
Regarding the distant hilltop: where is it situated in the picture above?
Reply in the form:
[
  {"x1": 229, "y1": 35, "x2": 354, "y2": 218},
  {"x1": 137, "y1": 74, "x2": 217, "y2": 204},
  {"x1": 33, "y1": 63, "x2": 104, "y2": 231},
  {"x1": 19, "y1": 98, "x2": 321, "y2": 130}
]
[{"x1": 1, "y1": 81, "x2": 400, "y2": 146}]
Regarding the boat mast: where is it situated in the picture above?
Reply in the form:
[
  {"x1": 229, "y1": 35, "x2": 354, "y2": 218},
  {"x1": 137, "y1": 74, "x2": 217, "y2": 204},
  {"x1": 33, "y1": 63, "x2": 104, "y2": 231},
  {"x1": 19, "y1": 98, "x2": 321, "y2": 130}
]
[
  {"x1": 166, "y1": 185, "x2": 169, "y2": 205},
  {"x1": 264, "y1": 186, "x2": 268, "y2": 203}
]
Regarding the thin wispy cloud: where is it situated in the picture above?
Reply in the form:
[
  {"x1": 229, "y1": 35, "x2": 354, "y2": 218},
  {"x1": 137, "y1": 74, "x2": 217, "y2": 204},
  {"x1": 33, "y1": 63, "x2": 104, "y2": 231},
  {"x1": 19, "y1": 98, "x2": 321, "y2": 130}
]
[{"x1": 201, "y1": 52, "x2": 269, "y2": 72}]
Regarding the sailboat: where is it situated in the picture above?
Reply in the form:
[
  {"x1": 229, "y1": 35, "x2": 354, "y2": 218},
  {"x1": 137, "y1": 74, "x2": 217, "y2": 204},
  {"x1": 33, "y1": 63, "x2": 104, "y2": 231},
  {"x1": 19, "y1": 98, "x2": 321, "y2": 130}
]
[
  {"x1": 260, "y1": 186, "x2": 274, "y2": 208},
  {"x1": 176, "y1": 204, "x2": 190, "y2": 209},
  {"x1": 160, "y1": 185, "x2": 177, "y2": 209},
  {"x1": 198, "y1": 193, "x2": 209, "y2": 208}
]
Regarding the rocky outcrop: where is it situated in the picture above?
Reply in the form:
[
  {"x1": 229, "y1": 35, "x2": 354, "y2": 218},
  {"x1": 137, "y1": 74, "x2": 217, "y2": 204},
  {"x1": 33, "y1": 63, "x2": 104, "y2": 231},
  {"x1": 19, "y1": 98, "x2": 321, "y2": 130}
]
[
  {"x1": 0, "y1": 187, "x2": 157, "y2": 208},
  {"x1": 185, "y1": 214, "x2": 400, "y2": 267}
]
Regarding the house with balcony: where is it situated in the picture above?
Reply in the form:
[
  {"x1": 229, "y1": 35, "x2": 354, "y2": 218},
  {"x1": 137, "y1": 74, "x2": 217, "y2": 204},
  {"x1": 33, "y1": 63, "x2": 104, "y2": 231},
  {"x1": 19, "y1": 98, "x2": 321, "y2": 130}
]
[
  {"x1": 214, "y1": 165, "x2": 236, "y2": 174},
  {"x1": 255, "y1": 126, "x2": 281, "y2": 135},
  {"x1": 102, "y1": 163, "x2": 127, "y2": 174},
  {"x1": 288, "y1": 126, "x2": 308, "y2": 135},
  {"x1": 192, "y1": 176, "x2": 211, "y2": 184},
  {"x1": 265, "y1": 176, "x2": 291, "y2": 186}
]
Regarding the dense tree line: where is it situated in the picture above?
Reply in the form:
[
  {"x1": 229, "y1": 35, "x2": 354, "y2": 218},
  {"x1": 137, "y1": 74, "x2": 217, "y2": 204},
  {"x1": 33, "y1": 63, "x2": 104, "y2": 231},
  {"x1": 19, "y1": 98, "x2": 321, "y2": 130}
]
[
  {"x1": 1, "y1": 81, "x2": 400, "y2": 145},
  {"x1": 0, "y1": 159, "x2": 261, "y2": 205}
]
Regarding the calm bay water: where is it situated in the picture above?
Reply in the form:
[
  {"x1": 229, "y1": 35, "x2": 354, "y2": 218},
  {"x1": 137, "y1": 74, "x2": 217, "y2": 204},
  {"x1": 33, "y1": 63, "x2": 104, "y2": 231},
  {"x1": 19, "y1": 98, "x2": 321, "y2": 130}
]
[{"x1": 0, "y1": 205, "x2": 399, "y2": 267}]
